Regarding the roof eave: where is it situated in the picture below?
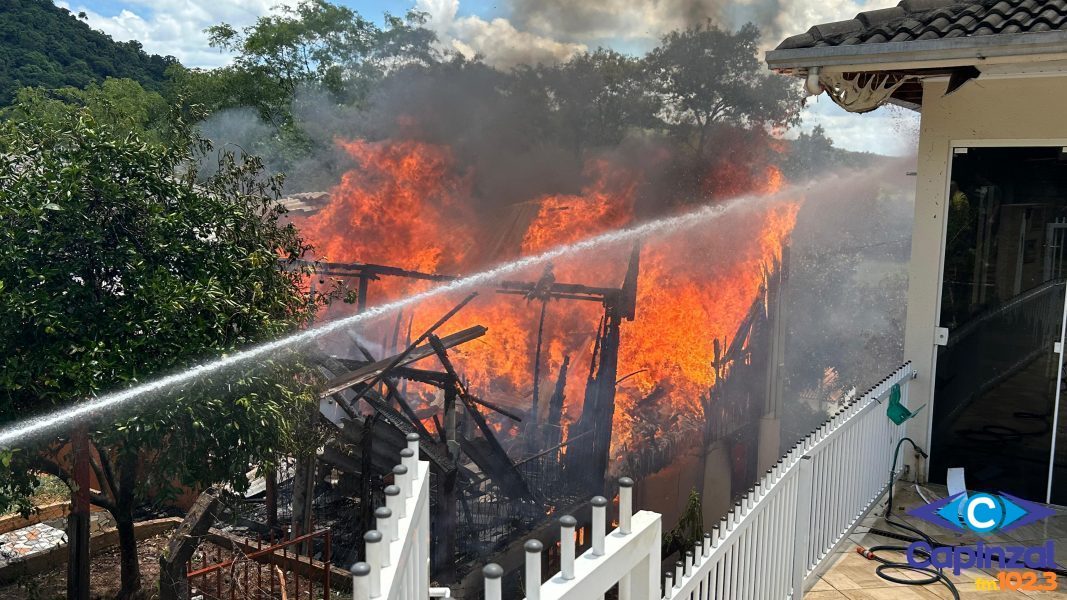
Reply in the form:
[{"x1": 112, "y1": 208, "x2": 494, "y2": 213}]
[{"x1": 766, "y1": 30, "x2": 1067, "y2": 72}]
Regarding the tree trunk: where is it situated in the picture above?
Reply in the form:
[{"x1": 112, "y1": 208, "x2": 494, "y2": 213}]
[
  {"x1": 114, "y1": 455, "x2": 141, "y2": 600},
  {"x1": 115, "y1": 516, "x2": 141, "y2": 600}
]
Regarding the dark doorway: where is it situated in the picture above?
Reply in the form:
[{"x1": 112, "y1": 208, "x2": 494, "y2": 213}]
[{"x1": 932, "y1": 146, "x2": 1067, "y2": 504}]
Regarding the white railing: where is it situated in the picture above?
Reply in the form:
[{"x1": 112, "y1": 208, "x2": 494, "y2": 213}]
[
  {"x1": 485, "y1": 479, "x2": 663, "y2": 600},
  {"x1": 348, "y1": 364, "x2": 915, "y2": 599},
  {"x1": 482, "y1": 362, "x2": 916, "y2": 600},
  {"x1": 352, "y1": 433, "x2": 440, "y2": 600}
]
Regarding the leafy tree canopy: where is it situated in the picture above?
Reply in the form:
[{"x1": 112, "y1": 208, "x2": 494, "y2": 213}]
[
  {"x1": 196, "y1": 0, "x2": 437, "y2": 124},
  {"x1": 647, "y1": 22, "x2": 802, "y2": 156},
  {"x1": 0, "y1": 0, "x2": 175, "y2": 105},
  {"x1": 3, "y1": 77, "x2": 170, "y2": 142},
  {"x1": 0, "y1": 102, "x2": 322, "y2": 597}
]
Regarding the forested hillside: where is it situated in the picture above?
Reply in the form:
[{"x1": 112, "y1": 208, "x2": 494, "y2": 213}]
[{"x1": 0, "y1": 0, "x2": 175, "y2": 104}]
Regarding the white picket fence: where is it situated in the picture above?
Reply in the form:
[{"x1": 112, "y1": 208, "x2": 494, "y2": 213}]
[
  {"x1": 351, "y1": 362, "x2": 916, "y2": 600},
  {"x1": 351, "y1": 433, "x2": 439, "y2": 600},
  {"x1": 487, "y1": 362, "x2": 915, "y2": 600}
]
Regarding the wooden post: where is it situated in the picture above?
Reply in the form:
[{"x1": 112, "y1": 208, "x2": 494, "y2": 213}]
[
  {"x1": 433, "y1": 383, "x2": 458, "y2": 582},
  {"x1": 67, "y1": 427, "x2": 90, "y2": 600},
  {"x1": 265, "y1": 468, "x2": 278, "y2": 530},
  {"x1": 543, "y1": 356, "x2": 570, "y2": 451},
  {"x1": 159, "y1": 489, "x2": 221, "y2": 600},
  {"x1": 357, "y1": 275, "x2": 370, "y2": 313}
]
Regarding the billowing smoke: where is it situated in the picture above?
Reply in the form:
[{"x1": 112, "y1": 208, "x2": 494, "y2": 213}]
[
  {"x1": 419, "y1": 0, "x2": 587, "y2": 68},
  {"x1": 781, "y1": 158, "x2": 914, "y2": 440},
  {"x1": 408, "y1": 0, "x2": 906, "y2": 70}
]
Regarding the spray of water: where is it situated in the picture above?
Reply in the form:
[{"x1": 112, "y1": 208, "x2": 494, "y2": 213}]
[{"x1": 0, "y1": 183, "x2": 811, "y2": 448}]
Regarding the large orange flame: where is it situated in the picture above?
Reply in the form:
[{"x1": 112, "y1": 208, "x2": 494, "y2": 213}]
[{"x1": 295, "y1": 138, "x2": 799, "y2": 454}]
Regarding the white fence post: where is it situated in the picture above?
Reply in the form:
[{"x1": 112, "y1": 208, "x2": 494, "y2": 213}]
[
  {"x1": 352, "y1": 562, "x2": 371, "y2": 600},
  {"x1": 591, "y1": 496, "x2": 607, "y2": 557},
  {"x1": 790, "y1": 453, "x2": 814, "y2": 597},
  {"x1": 358, "y1": 365, "x2": 913, "y2": 600},
  {"x1": 484, "y1": 564, "x2": 503, "y2": 600},
  {"x1": 365, "y1": 530, "x2": 383, "y2": 598},
  {"x1": 560, "y1": 516, "x2": 576, "y2": 580},
  {"x1": 525, "y1": 540, "x2": 543, "y2": 600}
]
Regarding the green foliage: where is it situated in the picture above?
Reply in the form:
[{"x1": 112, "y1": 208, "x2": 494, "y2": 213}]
[
  {"x1": 3, "y1": 78, "x2": 170, "y2": 142},
  {"x1": 540, "y1": 49, "x2": 659, "y2": 159},
  {"x1": 0, "y1": 0, "x2": 174, "y2": 105},
  {"x1": 0, "y1": 101, "x2": 324, "y2": 595},
  {"x1": 647, "y1": 22, "x2": 802, "y2": 156},
  {"x1": 194, "y1": 0, "x2": 437, "y2": 124},
  {"x1": 663, "y1": 488, "x2": 704, "y2": 559},
  {"x1": 178, "y1": 2, "x2": 806, "y2": 193},
  {"x1": 780, "y1": 125, "x2": 878, "y2": 179}
]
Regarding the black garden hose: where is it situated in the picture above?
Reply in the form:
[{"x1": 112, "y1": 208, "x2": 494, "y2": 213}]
[{"x1": 855, "y1": 437, "x2": 961, "y2": 599}]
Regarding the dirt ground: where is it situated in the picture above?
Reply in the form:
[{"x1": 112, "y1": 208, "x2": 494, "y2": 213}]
[{"x1": 0, "y1": 533, "x2": 170, "y2": 600}]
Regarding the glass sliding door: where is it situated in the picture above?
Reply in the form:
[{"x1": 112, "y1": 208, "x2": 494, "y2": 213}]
[{"x1": 931, "y1": 146, "x2": 1067, "y2": 504}]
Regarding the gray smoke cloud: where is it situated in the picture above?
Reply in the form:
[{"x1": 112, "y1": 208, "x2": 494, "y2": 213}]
[
  {"x1": 780, "y1": 157, "x2": 914, "y2": 440},
  {"x1": 422, "y1": 0, "x2": 902, "y2": 61}
]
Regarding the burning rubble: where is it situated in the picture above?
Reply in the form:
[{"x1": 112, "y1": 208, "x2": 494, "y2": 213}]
[{"x1": 293, "y1": 135, "x2": 799, "y2": 459}]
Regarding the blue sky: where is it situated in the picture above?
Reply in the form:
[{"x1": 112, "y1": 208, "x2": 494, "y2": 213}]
[{"x1": 61, "y1": 0, "x2": 920, "y2": 155}]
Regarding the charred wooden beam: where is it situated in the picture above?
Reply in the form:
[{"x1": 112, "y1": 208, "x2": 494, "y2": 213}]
[
  {"x1": 542, "y1": 355, "x2": 570, "y2": 451},
  {"x1": 331, "y1": 358, "x2": 452, "y2": 386},
  {"x1": 289, "y1": 259, "x2": 460, "y2": 283},
  {"x1": 351, "y1": 339, "x2": 434, "y2": 440},
  {"x1": 466, "y1": 394, "x2": 523, "y2": 422},
  {"x1": 565, "y1": 243, "x2": 640, "y2": 495},
  {"x1": 427, "y1": 334, "x2": 538, "y2": 505},
  {"x1": 497, "y1": 282, "x2": 620, "y2": 303},
  {"x1": 319, "y1": 324, "x2": 486, "y2": 398}
]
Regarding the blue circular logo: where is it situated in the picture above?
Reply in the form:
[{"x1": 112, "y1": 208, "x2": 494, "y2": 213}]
[{"x1": 961, "y1": 493, "x2": 1005, "y2": 533}]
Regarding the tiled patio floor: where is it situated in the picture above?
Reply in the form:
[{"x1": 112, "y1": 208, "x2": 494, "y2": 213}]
[
  {"x1": 806, "y1": 485, "x2": 1067, "y2": 599},
  {"x1": 0, "y1": 522, "x2": 66, "y2": 567}
]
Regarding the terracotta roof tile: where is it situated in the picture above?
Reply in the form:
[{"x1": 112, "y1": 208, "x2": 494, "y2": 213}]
[{"x1": 775, "y1": 0, "x2": 1067, "y2": 50}]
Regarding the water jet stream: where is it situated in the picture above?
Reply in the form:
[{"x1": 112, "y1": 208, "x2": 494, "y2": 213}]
[{"x1": 0, "y1": 183, "x2": 810, "y2": 448}]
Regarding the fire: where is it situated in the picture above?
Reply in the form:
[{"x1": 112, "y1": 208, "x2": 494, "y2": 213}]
[
  {"x1": 297, "y1": 139, "x2": 475, "y2": 276},
  {"x1": 295, "y1": 137, "x2": 799, "y2": 454},
  {"x1": 521, "y1": 159, "x2": 640, "y2": 255}
]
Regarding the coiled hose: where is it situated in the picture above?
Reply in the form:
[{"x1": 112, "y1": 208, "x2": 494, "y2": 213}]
[{"x1": 855, "y1": 437, "x2": 961, "y2": 599}]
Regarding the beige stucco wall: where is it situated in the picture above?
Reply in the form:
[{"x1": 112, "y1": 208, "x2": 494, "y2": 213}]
[{"x1": 904, "y1": 74, "x2": 1067, "y2": 479}]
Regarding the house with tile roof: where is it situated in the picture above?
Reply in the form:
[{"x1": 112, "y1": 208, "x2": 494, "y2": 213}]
[{"x1": 769, "y1": 0, "x2": 1067, "y2": 506}]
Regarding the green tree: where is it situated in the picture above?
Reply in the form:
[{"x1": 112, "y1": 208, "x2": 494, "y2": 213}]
[
  {"x1": 0, "y1": 0, "x2": 175, "y2": 105},
  {"x1": 201, "y1": 0, "x2": 437, "y2": 123},
  {"x1": 0, "y1": 105, "x2": 323, "y2": 598},
  {"x1": 647, "y1": 22, "x2": 803, "y2": 158},
  {"x1": 662, "y1": 488, "x2": 704, "y2": 559},
  {"x1": 3, "y1": 77, "x2": 170, "y2": 142},
  {"x1": 782, "y1": 124, "x2": 836, "y2": 178},
  {"x1": 541, "y1": 49, "x2": 658, "y2": 159}
]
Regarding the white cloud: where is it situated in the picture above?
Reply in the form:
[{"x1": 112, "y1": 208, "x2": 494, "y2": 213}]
[
  {"x1": 795, "y1": 96, "x2": 920, "y2": 156},
  {"x1": 768, "y1": 0, "x2": 900, "y2": 42},
  {"x1": 58, "y1": 0, "x2": 298, "y2": 68},
  {"x1": 418, "y1": 0, "x2": 586, "y2": 67}
]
